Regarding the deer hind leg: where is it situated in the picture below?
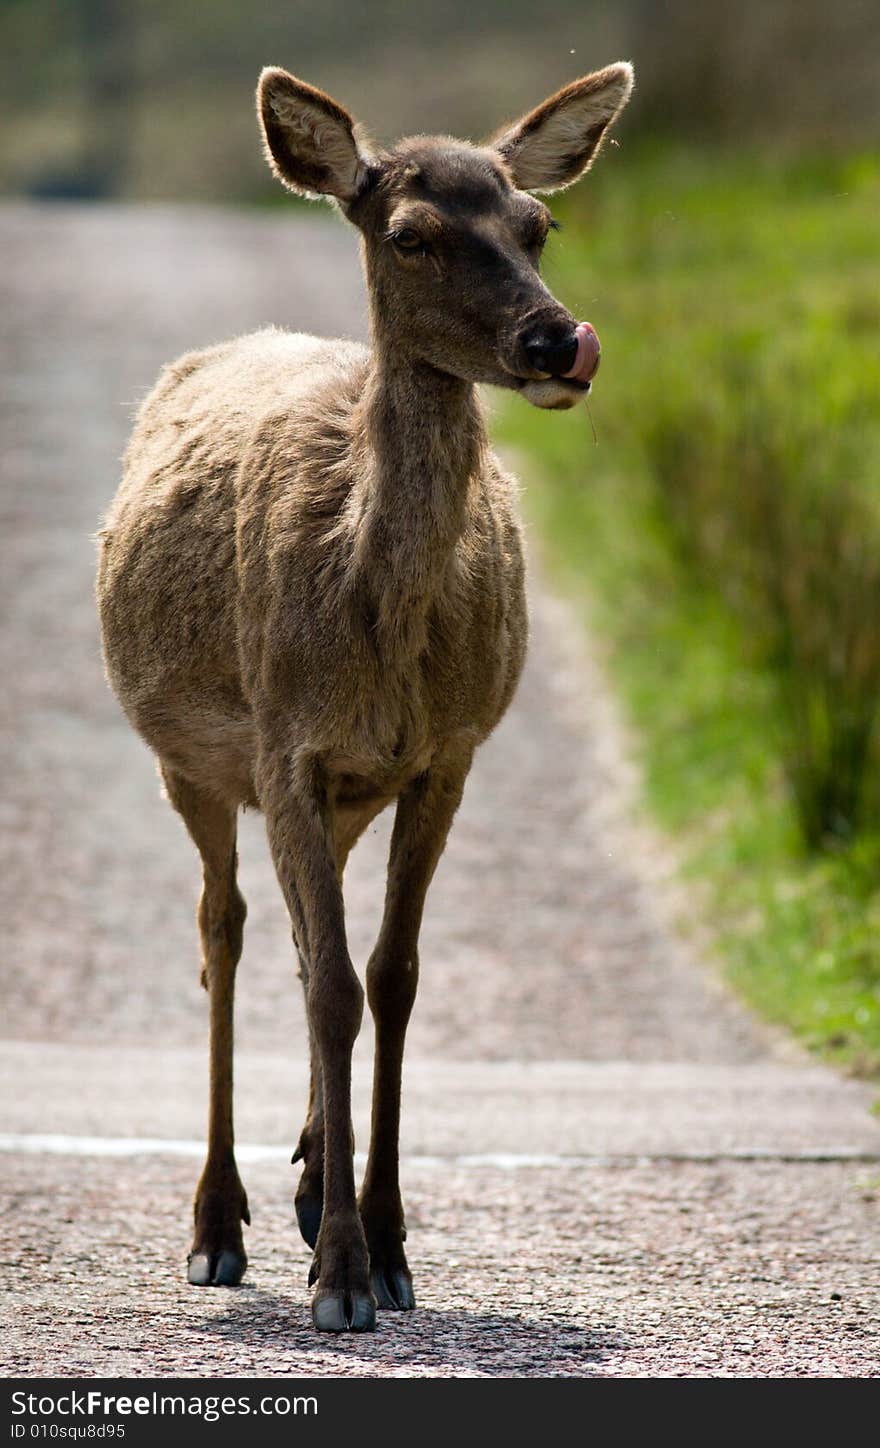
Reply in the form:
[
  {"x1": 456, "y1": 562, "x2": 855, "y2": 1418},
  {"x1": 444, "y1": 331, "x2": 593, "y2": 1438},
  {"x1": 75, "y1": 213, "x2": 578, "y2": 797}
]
[
  {"x1": 161, "y1": 764, "x2": 250, "y2": 1288},
  {"x1": 291, "y1": 941, "x2": 325, "y2": 1251},
  {"x1": 359, "y1": 747, "x2": 471, "y2": 1311}
]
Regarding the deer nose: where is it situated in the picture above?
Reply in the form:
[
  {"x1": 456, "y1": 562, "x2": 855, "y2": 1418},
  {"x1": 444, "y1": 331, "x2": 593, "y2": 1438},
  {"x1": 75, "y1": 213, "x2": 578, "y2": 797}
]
[{"x1": 522, "y1": 329, "x2": 579, "y2": 377}]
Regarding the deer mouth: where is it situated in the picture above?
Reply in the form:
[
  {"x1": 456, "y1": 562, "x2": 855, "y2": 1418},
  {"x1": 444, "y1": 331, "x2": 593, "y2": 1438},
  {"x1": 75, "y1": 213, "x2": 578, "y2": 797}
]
[
  {"x1": 513, "y1": 320, "x2": 600, "y2": 409},
  {"x1": 518, "y1": 375, "x2": 592, "y2": 410}
]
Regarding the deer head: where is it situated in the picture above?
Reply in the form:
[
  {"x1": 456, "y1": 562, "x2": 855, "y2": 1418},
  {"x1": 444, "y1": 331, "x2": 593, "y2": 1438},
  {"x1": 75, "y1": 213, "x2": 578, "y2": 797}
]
[{"x1": 258, "y1": 63, "x2": 633, "y2": 410}]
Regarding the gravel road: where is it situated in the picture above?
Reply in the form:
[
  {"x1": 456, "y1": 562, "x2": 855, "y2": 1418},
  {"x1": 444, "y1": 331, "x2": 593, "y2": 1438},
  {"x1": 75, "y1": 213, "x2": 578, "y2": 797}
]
[{"x1": 1, "y1": 203, "x2": 878, "y2": 1378}]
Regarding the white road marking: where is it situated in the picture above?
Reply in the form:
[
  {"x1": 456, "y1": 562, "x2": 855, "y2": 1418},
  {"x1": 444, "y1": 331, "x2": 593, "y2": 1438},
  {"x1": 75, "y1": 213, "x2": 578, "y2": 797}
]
[{"x1": 1, "y1": 1133, "x2": 878, "y2": 1165}]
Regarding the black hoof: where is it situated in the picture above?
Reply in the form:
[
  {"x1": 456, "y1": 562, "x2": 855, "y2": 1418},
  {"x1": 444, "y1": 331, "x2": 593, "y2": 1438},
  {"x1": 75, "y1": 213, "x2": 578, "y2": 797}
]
[
  {"x1": 187, "y1": 1248, "x2": 246, "y2": 1287},
  {"x1": 295, "y1": 1192, "x2": 323, "y2": 1250},
  {"x1": 312, "y1": 1289, "x2": 377, "y2": 1333},
  {"x1": 370, "y1": 1267, "x2": 415, "y2": 1311}
]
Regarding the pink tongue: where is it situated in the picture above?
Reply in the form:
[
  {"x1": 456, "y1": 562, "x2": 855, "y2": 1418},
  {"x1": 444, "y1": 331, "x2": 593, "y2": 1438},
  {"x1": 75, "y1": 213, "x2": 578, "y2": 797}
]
[{"x1": 563, "y1": 322, "x2": 601, "y2": 384}]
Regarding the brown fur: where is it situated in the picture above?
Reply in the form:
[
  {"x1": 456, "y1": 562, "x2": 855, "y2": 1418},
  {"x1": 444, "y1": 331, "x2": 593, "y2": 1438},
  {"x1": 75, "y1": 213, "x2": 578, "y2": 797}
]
[{"x1": 96, "y1": 61, "x2": 633, "y2": 1333}]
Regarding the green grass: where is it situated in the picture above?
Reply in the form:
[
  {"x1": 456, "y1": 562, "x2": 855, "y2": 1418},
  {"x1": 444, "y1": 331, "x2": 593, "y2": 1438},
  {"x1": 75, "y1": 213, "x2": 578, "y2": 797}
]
[{"x1": 494, "y1": 144, "x2": 880, "y2": 1077}]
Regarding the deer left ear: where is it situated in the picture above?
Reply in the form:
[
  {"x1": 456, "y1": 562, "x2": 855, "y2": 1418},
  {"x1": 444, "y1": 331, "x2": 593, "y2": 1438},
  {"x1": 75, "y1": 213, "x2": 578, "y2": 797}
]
[{"x1": 494, "y1": 63, "x2": 634, "y2": 193}]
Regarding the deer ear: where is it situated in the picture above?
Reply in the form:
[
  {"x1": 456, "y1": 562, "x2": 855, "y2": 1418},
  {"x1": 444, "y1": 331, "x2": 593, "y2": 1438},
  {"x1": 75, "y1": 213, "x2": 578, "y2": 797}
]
[
  {"x1": 493, "y1": 63, "x2": 634, "y2": 193},
  {"x1": 257, "y1": 67, "x2": 371, "y2": 202}
]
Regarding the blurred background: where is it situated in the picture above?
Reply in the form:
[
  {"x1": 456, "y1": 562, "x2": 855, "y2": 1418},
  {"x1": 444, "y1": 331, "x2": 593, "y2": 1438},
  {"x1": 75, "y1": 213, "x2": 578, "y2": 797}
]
[
  {"x1": 2, "y1": 1, "x2": 879, "y2": 1075},
  {"x1": 2, "y1": 0, "x2": 879, "y2": 200}
]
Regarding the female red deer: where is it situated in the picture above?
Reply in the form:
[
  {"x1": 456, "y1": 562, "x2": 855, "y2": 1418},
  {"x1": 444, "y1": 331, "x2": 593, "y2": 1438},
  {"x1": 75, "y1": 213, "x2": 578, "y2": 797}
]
[{"x1": 97, "y1": 61, "x2": 633, "y2": 1332}]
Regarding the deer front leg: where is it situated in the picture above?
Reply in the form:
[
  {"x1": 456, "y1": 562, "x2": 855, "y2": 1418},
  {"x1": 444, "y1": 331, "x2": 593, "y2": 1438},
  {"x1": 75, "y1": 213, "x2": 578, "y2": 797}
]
[
  {"x1": 260, "y1": 747, "x2": 374, "y2": 1333},
  {"x1": 292, "y1": 799, "x2": 385, "y2": 1251},
  {"x1": 359, "y1": 745, "x2": 471, "y2": 1311}
]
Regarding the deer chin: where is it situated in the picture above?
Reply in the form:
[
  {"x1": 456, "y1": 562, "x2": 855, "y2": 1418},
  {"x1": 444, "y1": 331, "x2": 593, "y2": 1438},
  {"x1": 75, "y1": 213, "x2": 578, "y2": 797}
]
[{"x1": 520, "y1": 377, "x2": 591, "y2": 411}]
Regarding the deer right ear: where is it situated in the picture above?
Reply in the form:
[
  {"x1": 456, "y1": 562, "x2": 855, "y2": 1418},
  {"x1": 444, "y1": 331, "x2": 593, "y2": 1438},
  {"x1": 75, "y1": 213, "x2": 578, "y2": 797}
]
[{"x1": 257, "y1": 67, "x2": 371, "y2": 202}]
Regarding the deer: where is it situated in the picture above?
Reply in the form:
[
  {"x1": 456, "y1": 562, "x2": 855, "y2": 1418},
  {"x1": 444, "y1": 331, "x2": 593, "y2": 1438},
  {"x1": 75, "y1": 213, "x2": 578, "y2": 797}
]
[{"x1": 96, "y1": 60, "x2": 633, "y2": 1333}]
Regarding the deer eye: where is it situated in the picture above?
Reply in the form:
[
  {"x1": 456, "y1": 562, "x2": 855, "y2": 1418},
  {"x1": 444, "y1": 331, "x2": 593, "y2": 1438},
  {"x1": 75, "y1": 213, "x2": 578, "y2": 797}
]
[
  {"x1": 538, "y1": 217, "x2": 561, "y2": 247},
  {"x1": 390, "y1": 227, "x2": 425, "y2": 253}
]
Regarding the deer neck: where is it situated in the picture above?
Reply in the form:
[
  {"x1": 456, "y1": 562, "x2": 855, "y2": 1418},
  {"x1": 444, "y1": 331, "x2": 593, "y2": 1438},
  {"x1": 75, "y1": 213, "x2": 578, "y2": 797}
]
[{"x1": 352, "y1": 338, "x2": 486, "y2": 647}]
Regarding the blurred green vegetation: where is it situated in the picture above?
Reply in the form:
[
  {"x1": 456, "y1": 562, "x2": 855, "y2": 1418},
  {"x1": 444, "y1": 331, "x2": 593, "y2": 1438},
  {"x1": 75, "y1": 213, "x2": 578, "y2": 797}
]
[{"x1": 496, "y1": 145, "x2": 880, "y2": 1075}]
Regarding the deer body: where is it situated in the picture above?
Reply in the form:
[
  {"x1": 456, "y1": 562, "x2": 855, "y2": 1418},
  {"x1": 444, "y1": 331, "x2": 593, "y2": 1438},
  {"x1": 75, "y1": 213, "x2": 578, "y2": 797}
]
[
  {"x1": 97, "y1": 63, "x2": 632, "y2": 1332},
  {"x1": 101, "y1": 330, "x2": 523, "y2": 809}
]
